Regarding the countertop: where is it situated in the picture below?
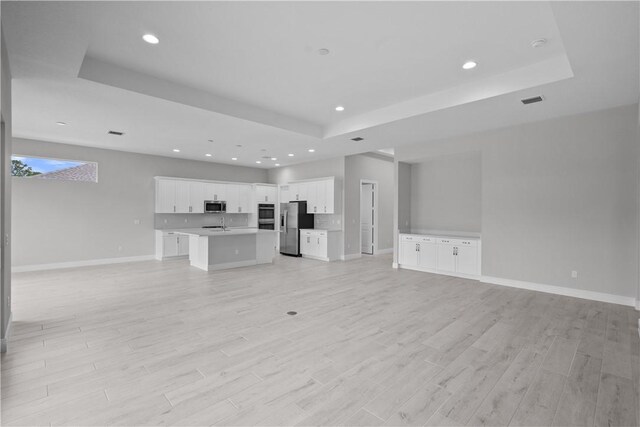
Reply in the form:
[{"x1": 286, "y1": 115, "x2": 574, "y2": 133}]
[
  {"x1": 158, "y1": 227, "x2": 278, "y2": 237},
  {"x1": 300, "y1": 228, "x2": 342, "y2": 233}
]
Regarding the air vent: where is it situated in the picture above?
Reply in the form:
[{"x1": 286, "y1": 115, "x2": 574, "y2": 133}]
[
  {"x1": 351, "y1": 137, "x2": 364, "y2": 142},
  {"x1": 108, "y1": 130, "x2": 124, "y2": 136},
  {"x1": 521, "y1": 96, "x2": 544, "y2": 105},
  {"x1": 261, "y1": 156, "x2": 272, "y2": 159}
]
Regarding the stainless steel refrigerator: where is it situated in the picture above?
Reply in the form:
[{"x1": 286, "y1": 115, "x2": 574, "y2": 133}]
[{"x1": 279, "y1": 201, "x2": 314, "y2": 256}]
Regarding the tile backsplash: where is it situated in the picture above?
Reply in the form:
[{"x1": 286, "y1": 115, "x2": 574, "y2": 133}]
[{"x1": 155, "y1": 213, "x2": 249, "y2": 229}]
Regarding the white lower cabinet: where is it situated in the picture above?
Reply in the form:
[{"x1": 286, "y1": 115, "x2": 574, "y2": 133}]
[
  {"x1": 300, "y1": 229, "x2": 340, "y2": 261},
  {"x1": 398, "y1": 234, "x2": 480, "y2": 278},
  {"x1": 155, "y1": 231, "x2": 189, "y2": 260}
]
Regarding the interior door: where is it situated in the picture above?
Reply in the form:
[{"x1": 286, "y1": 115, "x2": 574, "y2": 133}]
[{"x1": 361, "y1": 183, "x2": 374, "y2": 254}]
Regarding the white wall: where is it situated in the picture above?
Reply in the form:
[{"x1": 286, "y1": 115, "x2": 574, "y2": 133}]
[
  {"x1": 12, "y1": 138, "x2": 267, "y2": 267},
  {"x1": 397, "y1": 104, "x2": 639, "y2": 300},
  {"x1": 1, "y1": 28, "x2": 13, "y2": 351},
  {"x1": 409, "y1": 151, "x2": 481, "y2": 234},
  {"x1": 343, "y1": 154, "x2": 394, "y2": 255}
]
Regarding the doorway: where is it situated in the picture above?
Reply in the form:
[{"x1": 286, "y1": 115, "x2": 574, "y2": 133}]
[{"x1": 360, "y1": 180, "x2": 378, "y2": 255}]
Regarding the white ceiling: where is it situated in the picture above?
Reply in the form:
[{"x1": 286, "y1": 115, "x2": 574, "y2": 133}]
[{"x1": 3, "y1": 1, "x2": 638, "y2": 169}]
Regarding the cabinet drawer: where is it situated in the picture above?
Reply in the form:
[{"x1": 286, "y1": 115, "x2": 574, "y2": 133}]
[
  {"x1": 400, "y1": 234, "x2": 418, "y2": 242},
  {"x1": 436, "y1": 238, "x2": 454, "y2": 245},
  {"x1": 457, "y1": 239, "x2": 478, "y2": 247},
  {"x1": 418, "y1": 236, "x2": 434, "y2": 243}
]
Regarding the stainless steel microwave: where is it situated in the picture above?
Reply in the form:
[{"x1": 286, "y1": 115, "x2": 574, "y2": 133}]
[{"x1": 204, "y1": 200, "x2": 226, "y2": 213}]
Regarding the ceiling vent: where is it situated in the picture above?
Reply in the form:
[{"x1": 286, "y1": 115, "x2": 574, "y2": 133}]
[
  {"x1": 108, "y1": 130, "x2": 124, "y2": 136},
  {"x1": 351, "y1": 137, "x2": 364, "y2": 142},
  {"x1": 521, "y1": 96, "x2": 544, "y2": 105},
  {"x1": 261, "y1": 156, "x2": 272, "y2": 160}
]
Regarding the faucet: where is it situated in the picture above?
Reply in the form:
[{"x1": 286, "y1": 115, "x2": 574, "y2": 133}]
[{"x1": 220, "y1": 216, "x2": 226, "y2": 231}]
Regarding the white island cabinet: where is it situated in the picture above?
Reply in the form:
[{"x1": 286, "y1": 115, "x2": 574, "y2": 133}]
[
  {"x1": 398, "y1": 233, "x2": 481, "y2": 279},
  {"x1": 176, "y1": 228, "x2": 277, "y2": 271}
]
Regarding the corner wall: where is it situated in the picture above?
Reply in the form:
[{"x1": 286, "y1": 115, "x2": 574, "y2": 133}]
[
  {"x1": 12, "y1": 138, "x2": 267, "y2": 268},
  {"x1": 1, "y1": 26, "x2": 13, "y2": 351}
]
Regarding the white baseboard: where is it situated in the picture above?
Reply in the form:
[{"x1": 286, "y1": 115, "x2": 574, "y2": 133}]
[
  {"x1": 301, "y1": 254, "x2": 331, "y2": 262},
  {"x1": 206, "y1": 259, "x2": 275, "y2": 271},
  {"x1": 376, "y1": 248, "x2": 394, "y2": 255},
  {"x1": 481, "y1": 276, "x2": 638, "y2": 308},
  {"x1": 12, "y1": 255, "x2": 156, "y2": 273},
  {"x1": 1, "y1": 313, "x2": 13, "y2": 353},
  {"x1": 392, "y1": 262, "x2": 398, "y2": 269},
  {"x1": 340, "y1": 253, "x2": 362, "y2": 261}
]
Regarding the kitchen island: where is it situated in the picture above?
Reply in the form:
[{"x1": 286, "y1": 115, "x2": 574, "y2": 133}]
[{"x1": 169, "y1": 228, "x2": 278, "y2": 271}]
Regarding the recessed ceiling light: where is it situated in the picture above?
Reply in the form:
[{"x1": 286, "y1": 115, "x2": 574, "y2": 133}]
[
  {"x1": 142, "y1": 34, "x2": 159, "y2": 44},
  {"x1": 318, "y1": 48, "x2": 330, "y2": 55},
  {"x1": 231, "y1": 157, "x2": 237, "y2": 161},
  {"x1": 531, "y1": 38, "x2": 547, "y2": 48},
  {"x1": 288, "y1": 153, "x2": 294, "y2": 157},
  {"x1": 173, "y1": 149, "x2": 180, "y2": 153},
  {"x1": 271, "y1": 157, "x2": 277, "y2": 161},
  {"x1": 462, "y1": 61, "x2": 477, "y2": 70},
  {"x1": 335, "y1": 106, "x2": 345, "y2": 112},
  {"x1": 275, "y1": 163, "x2": 280, "y2": 166},
  {"x1": 308, "y1": 149, "x2": 315, "y2": 153},
  {"x1": 256, "y1": 161, "x2": 262, "y2": 164},
  {"x1": 56, "y1": 121, "x2": 67, "y2": 126},
  {"x1": 205, "y1": 153, "x2": 212, "y2": 157}
]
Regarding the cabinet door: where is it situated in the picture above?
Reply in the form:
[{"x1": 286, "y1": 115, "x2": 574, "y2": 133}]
[
  {"x1": 238, "y1": 185, "x2": 252, "y2": 213},
  {"x1": 189, "y1": 182, "x2": 205, "y2": 213},
  {"x1": 266, "y1": 186, "x2": 277, "y2": 203},
  {"x1": 436, "y1": 244, "x2": 456, "y2": 273},
  {"x1": 255, "y1": 185, "x2": 267, "y2": 203},
  {"x1": 300, "y1": 231, "x2": 313, "y2": 256},
  {"x1": 317, "y1": 234, "x2": 328, "y2": 258},
  {"x1": 456, "y1": 245, "x2": 479, "y2": 275},
  {"x1": 156, "y1": 179, "x2": 177, "y2": 213},
  {"x1": 306, "y1": 181, "x2": 318, "y2": 213},
  {"x1": 226, "y1": 184, "x2": 239, "y2": 213},
  {"x1": 215, "y1": 183, "x2": 228, "y2": 202},
  {"x1": 323, "y1": 179, "x2": 334, "y2": 213},
  {"x1": 175, "y1": 181, "x2": 191, "y2": 213},
  {"x1": 289, "y1": 184, "x2": 299, "y2": 201},
  {"x1": 417, "y1": 242, "x2": 436, "y2": 269},
  {"x1": 400, "y1": 241, "x2": 419, "y2": 266},
  {"x1": 297, "y1": 182, "x2": 308, "y2": 202},
  {"x1": 177, "y1": 235, "x2": 189, "y2": 256},
  {"x1": 163, "y1": 235, "x2": 179, "y2": 257},
  {"x1": 203, "y1": 183, "x2": 216, "y2": 201},
  {"x1": 316, "y1": 180, "x2": 327, "y2": 213}
]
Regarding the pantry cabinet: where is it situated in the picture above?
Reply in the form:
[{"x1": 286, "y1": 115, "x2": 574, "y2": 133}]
[{"x1": 398, "y1": 233, "x2": 480, "y2": 278}]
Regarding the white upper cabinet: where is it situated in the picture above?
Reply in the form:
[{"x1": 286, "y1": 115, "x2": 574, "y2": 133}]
[
  {"x1": 174, "y1": 180, "x2": 191, "y2": 213},
  {"x1": 204, "y1": 182, "x2": 227, "y2": 202},
  {"x1": 156, "y1": 179, "x2": 178, "y2": 213},
  {"x1": 226, "y1": 183, "x2": 253, "y2": 213},
  {"x1": 189, "y1": 181, "x2": 205, "y2": 213},
  {"x1": 286, "y1": 177, "x2": 339, "y2": 214},
  {"x1": 255, "y1": 184, "x2": 277, "y2": 203}
]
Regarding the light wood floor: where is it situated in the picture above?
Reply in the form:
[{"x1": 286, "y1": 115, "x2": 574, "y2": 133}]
[{"x1": 2, "y1": 254, "x2": 639, "y2": 426}]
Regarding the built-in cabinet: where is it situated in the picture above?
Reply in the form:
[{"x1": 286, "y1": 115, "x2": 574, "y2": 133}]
[
  {"x1": 255, "y1": 184, "x2": 277, "y2": 203},
  {"x1": 280, "y1": 177, "x2": 339, "y2": 214},
  {"x1": 300, "y1": 229, "x2": 341, "y2": 261},
  {"x1": 155, "y1": 231, "x2": 189, "y2": 259},
  {"x1": 155, "y1": 177, "x2": 258, "y2": 214},
  {"x1": 399, "y1": 233, "x2": 481, "y2": 278}
]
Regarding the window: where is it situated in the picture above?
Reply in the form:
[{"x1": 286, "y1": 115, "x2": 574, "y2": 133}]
[{"x1": 11, "y1": 155, "x2": 98, "y2": 183}]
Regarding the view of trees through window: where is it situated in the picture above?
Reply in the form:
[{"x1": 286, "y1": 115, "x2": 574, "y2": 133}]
[{"x1": 11, "y1": 156, "x2": 98, "y2": 182}]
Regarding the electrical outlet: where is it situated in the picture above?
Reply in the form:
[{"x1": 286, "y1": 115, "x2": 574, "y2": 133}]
[
  {"x1": 571, "y1": 270, "x2": 578, "y2": 279},
  {"x1": 118, "y1": 246, "x2": 123, "y2": 252},
  {"x1": 133, "y1": 219, "x2": 140, "y2": 225},
  {"x1": 184, "y1": 218, "x2": 188, "y2": 223},
  {"x1": 235, "y1": 249, "x2": 239, "y2": 255},
  {"x1": 163, "y1": 219, "x2": 168, "y2": 224}
]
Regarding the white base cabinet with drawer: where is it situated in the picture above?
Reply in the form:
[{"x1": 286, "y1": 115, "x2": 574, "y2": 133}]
[
  {"x1": 300, "y1": 229, "x2": 341, "y2": 261},
  {"x1": 155, "y1": 231, "x2": 189, "y2": 260},
  {"x1": 399, "y1": 233, "x2": 481, "y2": 278}
]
